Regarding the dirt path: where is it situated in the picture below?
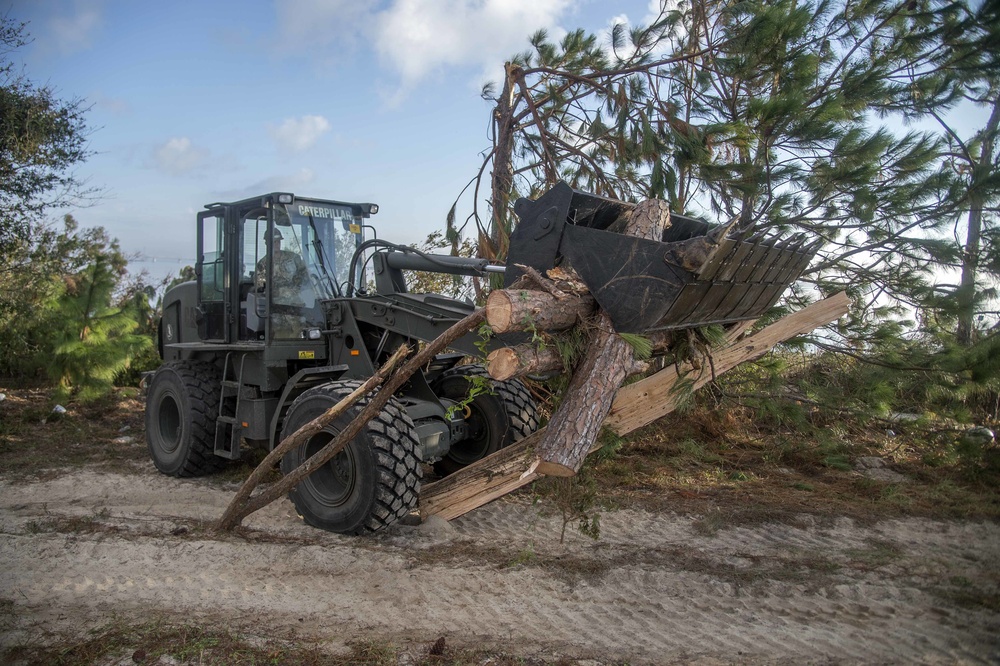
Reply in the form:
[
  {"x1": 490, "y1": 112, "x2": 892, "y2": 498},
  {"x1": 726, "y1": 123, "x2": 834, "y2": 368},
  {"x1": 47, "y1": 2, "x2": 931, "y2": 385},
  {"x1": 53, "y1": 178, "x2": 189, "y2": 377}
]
[{"x1": 1, "y1": 468, "x2": 998, "y2": 664}]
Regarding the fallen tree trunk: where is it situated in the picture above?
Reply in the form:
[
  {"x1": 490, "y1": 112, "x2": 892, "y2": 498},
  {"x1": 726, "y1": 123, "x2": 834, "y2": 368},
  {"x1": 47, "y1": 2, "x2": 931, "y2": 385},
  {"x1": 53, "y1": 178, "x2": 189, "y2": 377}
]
[
  {"x1": 216, "y1": 309, "x2": 486, "y2": 531},
  {"x1": 419, "y1": 291, "x2": 850, "y2": 521},
  {"x1": 535, "y1": 199, "x2": 673, "y2": 477}
]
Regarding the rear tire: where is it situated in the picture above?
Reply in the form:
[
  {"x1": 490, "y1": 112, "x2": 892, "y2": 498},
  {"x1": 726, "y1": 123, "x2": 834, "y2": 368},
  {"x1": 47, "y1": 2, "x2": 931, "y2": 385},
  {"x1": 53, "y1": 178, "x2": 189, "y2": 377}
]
[
  {"x1": 145, "y1": 360, "x2": 225, "y2": 477},
  {"x1": 279, "y1": 382, "x2": 422, "y2": 535},
  {"x1": 432, "y1": 365, "x2": 539, "y2": 476}
]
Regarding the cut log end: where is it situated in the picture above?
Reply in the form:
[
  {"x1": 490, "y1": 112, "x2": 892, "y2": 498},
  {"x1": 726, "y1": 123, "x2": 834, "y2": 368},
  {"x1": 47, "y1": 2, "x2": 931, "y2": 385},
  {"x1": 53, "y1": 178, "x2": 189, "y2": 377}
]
[
  {"x1": 485, "y1": 290, "x2": 514, "y2": 332},
  {"x1": 487, "y1": 345, "x2": 564, "y2": 381}
]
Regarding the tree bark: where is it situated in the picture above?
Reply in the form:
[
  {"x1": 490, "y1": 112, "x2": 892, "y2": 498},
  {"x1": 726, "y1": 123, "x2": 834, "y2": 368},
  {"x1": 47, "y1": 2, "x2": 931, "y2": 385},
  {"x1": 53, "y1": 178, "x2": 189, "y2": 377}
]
[
  {"x1": 957, "y1": 95, "x2": 1000, "y2": 346},
  {"x1": 419, "y1": 292, "x2": 850, "y2": 520},
  {"x1": 489, "y1": 62, "x2": 521, "y2": 260},
  {"x1": 535, "y1": 199, "x2": 673, "y2": 477},
  {"x1": 485, "y1": 288, "x2": 594, "y2": 333},
  {"x1": 216, "y1": 309, "x2": 486, "y2": 531}
]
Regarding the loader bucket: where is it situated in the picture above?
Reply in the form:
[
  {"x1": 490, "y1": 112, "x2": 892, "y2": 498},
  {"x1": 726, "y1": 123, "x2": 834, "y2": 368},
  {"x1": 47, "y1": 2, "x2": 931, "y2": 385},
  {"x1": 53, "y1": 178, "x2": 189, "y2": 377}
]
[{"x1": 505, "y1": 182, "x2": 819, "y2": 334}]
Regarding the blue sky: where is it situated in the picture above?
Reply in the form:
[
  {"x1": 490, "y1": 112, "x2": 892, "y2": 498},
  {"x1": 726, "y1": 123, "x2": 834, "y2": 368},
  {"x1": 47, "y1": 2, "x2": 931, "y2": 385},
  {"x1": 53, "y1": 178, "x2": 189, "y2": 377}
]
[{"x1": 10, "y1": 0, "x2": 657, "y2": 283}]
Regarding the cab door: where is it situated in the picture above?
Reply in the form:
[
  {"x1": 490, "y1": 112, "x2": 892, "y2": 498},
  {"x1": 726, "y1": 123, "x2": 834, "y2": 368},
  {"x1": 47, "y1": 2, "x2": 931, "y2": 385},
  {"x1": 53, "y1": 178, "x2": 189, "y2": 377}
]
[{"x1": 196, "y1": 208, "x2": 229, "y2": 342}]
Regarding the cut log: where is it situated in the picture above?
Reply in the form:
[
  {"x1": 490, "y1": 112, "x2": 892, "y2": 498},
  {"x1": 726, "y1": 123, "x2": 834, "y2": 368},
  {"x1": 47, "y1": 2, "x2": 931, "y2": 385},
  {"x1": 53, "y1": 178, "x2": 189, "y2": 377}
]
[
  {"x1": 535, "y1": 199, "x2": 673, "y2": 477},
  {"x1": 419, "y1": 291, "x2": 850, "y2": 521},
  {"x1": 487, "y1": 345, "x2": 564, "y2": 381},
  {"x1": 487, "y1": 331, "x2": 695, "y2": 382},
  {"x1": 485, "y1": 288, "x2": 593, "y2": 334}
]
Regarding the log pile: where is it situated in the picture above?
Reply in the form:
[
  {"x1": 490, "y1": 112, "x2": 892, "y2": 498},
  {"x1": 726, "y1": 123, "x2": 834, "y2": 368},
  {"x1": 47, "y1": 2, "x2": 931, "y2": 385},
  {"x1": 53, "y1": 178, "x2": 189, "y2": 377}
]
[
  {"x1": 420, "y1": 291, "x2": 850, "y2": 520},
  {"x1": 484, "y1": 198, "x2": 694, "y2": 477},
  {"x1": 418, "y1": 194, "x2": 849, "y2": 521}
]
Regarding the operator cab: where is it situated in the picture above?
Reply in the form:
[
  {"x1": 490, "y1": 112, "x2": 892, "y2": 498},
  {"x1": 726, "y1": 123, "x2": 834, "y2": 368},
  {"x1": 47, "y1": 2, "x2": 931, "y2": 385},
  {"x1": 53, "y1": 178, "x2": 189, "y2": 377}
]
[{"x1": 194, "y1": 193, "x2": 376, "y2": 346}]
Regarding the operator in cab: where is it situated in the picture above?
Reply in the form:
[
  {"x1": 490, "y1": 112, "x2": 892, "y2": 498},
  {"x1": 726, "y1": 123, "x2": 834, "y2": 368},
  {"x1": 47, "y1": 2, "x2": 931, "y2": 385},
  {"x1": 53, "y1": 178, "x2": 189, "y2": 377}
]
[
  {"x1": 255, "y1": 226, "x2": 310, "y2": 337},
  {"x1": 256, "y1": 227, "x2": 307, "y2": 295}
]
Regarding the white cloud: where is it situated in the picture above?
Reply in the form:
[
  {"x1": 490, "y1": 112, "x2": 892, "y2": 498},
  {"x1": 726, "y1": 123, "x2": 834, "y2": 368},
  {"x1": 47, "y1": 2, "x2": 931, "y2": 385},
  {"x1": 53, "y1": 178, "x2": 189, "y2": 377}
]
[
  {"x1": 270, "y1": 115, "x2": 331, "y2": 153},
  {"x1": 373, "y1": 0, "x2": 573, "y2": 87},
  {"x1": 46, "y1": 0, "x2": 104, "y2": 54},
  {"x1": 152, "y1": 137, "x2": 208, "y2": 176}
]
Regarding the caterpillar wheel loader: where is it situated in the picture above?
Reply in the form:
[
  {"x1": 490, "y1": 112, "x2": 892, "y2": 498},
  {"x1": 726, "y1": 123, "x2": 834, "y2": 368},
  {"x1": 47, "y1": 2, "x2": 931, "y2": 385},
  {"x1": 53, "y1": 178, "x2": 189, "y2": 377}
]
[{"x1": 145, "y1": 183, "x2": 817, "y2": 535}]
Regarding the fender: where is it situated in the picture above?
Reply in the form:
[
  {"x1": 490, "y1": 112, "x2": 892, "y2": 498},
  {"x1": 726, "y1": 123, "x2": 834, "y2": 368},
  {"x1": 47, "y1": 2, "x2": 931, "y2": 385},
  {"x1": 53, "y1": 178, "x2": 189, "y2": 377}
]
[{"x1": 268, "y1": 364, "x2": 350, "y2": 449}]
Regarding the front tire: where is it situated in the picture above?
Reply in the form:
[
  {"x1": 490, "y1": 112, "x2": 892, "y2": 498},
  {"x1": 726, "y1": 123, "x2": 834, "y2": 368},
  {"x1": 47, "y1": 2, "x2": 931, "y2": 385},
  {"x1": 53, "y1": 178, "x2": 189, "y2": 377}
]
[
  {"x1": 145, "y1": 360, "x2": 225, "y2": 477},
  {"x1": 279, "y1": 382, "x2": 422, "y2": 535},
  {"x1": 433, "y1": 365, "x2": 539, "y2": 475}
]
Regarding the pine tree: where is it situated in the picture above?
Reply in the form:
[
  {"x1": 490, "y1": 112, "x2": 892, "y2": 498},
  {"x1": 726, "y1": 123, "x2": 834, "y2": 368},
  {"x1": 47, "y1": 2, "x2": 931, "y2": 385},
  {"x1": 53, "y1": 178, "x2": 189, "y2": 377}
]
[
  {"x1": 0, "y1": 215, "x2": 127, "y2": 378},
  {"x1": 465, "y1": 0, "x2": 985, "y2": 348},
  {"x1": 455, "y1": 0, "x2": 1000, "y2": 419},
  {"x1": 48, "y1": 252, "x2": 151, "y2": 402}
]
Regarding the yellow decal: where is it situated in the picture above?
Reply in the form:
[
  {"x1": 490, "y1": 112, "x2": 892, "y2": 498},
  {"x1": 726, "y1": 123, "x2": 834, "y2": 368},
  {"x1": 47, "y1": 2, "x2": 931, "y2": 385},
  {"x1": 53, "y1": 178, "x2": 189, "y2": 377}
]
[
  {"x1": 349, "y1": 223, "x2": 362, "y2": 234},
  {"x1": 298, "y1": 350, "x2": 315, "y2": 359}
]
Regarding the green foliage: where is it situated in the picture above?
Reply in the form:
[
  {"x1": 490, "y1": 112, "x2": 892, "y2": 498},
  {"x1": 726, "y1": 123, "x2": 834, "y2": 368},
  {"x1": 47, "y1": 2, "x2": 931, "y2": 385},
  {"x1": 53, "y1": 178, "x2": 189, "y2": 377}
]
[
  {"x1": 0, "y1": 17, "x2": 147, "y2": 400},
  {"x1": 459, "y1": 0, "x2": 1000, "y2": 423},
  {"x1": 619, "y1": 332, "x2": 653, "y2": 360},
  {"x1": 443, "y1": 373, "x2": 494, "y2": 420},
  {"x1": 47, "y1": 254, "x2": 152, "y2": 402},
  {"x1": 0, "y1": 16, "x2": 96, "y2": 256},
  {"x1": 0, "y1": 214, "x2": 154, "y2": 401}
]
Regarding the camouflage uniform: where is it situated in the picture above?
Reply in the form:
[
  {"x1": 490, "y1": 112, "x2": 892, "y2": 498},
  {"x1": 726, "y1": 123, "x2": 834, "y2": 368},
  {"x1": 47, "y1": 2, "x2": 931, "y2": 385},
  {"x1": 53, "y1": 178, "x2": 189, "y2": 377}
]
[{"x1": 256, "y1": 249, "x2": 308, "y2": 338}]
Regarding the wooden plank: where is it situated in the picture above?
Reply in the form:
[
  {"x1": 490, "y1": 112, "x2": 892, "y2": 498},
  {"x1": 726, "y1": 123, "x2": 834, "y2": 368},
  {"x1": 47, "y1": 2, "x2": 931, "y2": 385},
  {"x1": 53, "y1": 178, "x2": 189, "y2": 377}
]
[{"x1": 419, "y1": 292, "x2": 850, "y2": 521}]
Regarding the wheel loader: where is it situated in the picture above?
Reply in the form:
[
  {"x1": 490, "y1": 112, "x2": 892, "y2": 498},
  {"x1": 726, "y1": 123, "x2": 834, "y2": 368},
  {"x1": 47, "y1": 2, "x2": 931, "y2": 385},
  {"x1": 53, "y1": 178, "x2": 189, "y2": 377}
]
[{"x1": 145, "y1": 183, "x2": 816, "y2": 534}]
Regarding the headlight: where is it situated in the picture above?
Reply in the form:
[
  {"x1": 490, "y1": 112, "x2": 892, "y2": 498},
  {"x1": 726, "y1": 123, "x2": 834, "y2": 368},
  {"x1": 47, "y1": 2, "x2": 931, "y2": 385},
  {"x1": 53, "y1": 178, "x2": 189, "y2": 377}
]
[
  {"x1": 369, "y1": 204, "x2": 379, "y2": 215},
  {"x1": 307, "y1": 328, "x2": 322, "y2": 340},
  {"x1": 276, "y1": 193, "x2": 293, "y2": 204}
]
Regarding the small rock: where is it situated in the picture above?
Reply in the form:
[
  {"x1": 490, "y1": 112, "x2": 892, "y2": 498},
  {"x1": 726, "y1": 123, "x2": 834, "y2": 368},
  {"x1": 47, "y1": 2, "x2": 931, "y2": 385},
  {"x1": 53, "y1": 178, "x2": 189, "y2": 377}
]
[
  {"x1": 132, "y1": 648, "x2": 147, "y2": 663},
  {"x1": 854, "y1": 456, "x2": 886, "y2": 470},
  {"x1": 157, "y1": 656, "x2": 180, "y2": 665},
  {"x1": 960, "y1": 426, "x2": 995, "y2": 448},
  {"x1": 861, "y1": 467, "x2": 907, "y2": 483},
  {"x1": 113, "y1": 436, "x2": 136, "y2": 445},
  {"x1": 0, "y1": 393, "x2": 6, "y2": 402},
  {"x1": 52, "y1": 404, "x2": 67, "y2": 415}
]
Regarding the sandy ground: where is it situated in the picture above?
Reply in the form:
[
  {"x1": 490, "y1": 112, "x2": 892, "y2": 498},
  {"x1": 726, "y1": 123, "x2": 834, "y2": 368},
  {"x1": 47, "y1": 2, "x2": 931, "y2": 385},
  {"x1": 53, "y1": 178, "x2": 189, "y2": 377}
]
[{"x1": 1, "y1": 467, "x2": 998, "y2": 665}]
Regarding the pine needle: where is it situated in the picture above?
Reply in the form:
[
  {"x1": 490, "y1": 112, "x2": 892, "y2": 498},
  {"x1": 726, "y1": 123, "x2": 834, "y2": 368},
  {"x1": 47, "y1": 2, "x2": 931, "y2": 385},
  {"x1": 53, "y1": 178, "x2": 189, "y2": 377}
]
[{"x1": 619, "y1": 333, "x2": 653, "y2": 360}]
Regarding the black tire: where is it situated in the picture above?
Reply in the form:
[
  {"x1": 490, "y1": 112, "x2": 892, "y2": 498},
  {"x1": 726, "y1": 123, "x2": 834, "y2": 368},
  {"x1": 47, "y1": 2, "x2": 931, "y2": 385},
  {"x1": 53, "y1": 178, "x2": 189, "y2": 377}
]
[
  {"x1": 432, "y1": 364, "x2": 539, "y2": 475},
  {"x1": 145, "y1": 360, "x2": 225, "y2": 477},
  {"x1": 279, "y1": 382, "x2": 422, "y2": 535}
]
